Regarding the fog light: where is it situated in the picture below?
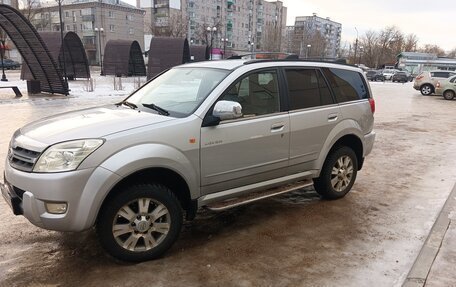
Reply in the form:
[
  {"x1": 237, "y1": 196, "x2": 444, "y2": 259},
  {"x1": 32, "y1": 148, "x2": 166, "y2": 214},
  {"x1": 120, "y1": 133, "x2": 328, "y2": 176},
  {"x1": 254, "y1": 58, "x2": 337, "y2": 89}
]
[{"x1": 45, "y1": 202, "x2": 68, "y2": 214}]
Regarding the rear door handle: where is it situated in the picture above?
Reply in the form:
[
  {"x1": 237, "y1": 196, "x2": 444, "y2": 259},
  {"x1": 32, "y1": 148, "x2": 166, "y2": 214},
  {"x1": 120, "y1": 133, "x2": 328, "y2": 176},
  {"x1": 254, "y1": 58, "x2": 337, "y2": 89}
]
[
  {"x1": 271, "y1": 123, "x2": 285, "y2": 132},
  {"x1": 328, "y1": 113, "x2": 339, "y2": 122}
]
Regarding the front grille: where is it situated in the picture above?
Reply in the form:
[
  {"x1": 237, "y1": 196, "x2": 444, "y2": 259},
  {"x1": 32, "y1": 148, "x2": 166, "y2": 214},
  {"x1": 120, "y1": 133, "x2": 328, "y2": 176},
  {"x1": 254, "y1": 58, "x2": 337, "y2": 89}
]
[{"x1": 9, "y1": 146, "x2": 41, "y2": 172}]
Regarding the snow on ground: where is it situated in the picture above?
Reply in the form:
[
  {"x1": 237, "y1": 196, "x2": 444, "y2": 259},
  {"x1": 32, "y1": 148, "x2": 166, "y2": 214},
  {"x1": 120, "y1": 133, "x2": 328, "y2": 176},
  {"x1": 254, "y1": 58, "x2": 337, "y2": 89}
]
[{"x1": 0, "y1": 67, "x2": 147, "y2": 101}]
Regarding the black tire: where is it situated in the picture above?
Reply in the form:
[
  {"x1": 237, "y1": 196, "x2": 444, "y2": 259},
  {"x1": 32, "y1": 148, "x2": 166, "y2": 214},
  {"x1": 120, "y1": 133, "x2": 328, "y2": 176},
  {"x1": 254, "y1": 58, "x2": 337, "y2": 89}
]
[
  {"x1": 443, "y1": 90, "x2": 455, "y2": 100},
  {"x1": 313, "y1": 146, "x2": 358, "y2": 200},
  {"x1": 420, "y1": 84, "x2": 433, "y2": 96},
  {"x1": 97, "y1": 183, "x2": 183, "y2": 262}
]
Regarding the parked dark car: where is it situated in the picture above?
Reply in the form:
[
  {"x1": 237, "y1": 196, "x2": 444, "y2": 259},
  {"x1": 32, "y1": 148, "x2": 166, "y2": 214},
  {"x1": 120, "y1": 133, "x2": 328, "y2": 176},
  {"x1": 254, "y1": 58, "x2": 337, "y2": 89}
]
[
  {"x1": 392, "y1": 72, "x2": 409, "y2": 83},
  {"x1": 366, "y1": 70, "x2": 385, "y2": 81},
  {"x1": 0, "y1": 59, "x2": 20, "y2": 70}
]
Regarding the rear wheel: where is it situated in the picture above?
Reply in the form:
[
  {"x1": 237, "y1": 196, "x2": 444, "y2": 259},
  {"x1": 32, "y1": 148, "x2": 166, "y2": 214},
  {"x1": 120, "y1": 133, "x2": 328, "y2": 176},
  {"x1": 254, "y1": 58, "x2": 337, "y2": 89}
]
[
  {"x1": 313, "y1": 146, "x2": 358, "y2": 200},
  {"x1": 420, "y1": 84, "x2": 433, "y2": 96},
  {"x1": 443, "y1": 90, "x2": 455, "y2": 100},
  {"x1": 97, "y1": 183, "x2": 183, "y2": 262}
]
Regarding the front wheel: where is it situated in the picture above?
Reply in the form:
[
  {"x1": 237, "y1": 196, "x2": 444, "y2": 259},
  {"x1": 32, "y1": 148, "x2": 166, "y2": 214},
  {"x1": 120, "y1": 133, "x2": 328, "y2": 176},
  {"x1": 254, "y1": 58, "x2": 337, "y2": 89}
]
[
  {"x1": 313, "y1": 146, "x2": 358, "y2": 200},
  {"x1": 97, "y1": 183, "x2": 183, "y2": 262},
  {"x1": 443, "y1": 90, "x2": 455, "y2": 100}
]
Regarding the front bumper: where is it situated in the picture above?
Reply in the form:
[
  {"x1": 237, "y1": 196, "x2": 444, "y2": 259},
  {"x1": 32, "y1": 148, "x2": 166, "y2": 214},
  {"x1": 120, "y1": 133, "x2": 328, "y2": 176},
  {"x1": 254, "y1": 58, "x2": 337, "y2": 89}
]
[{"x1": 2, "y1": 162, "x2": 121, "y2": 232}]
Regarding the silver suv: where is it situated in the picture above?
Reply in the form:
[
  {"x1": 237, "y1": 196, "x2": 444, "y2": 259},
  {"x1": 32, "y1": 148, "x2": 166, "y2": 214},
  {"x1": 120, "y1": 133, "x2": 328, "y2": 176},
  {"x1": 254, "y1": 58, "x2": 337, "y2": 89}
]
[{"x1": 1, "y1": 59, "x2": 376, "y2": 262}]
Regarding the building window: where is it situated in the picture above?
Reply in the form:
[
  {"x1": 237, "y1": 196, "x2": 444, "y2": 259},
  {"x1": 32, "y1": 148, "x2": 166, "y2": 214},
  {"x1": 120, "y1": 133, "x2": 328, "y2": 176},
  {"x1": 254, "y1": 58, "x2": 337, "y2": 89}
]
[
  {"x1": 110, "y1": 24, "x2": 115, "y2": 32},
  {"x1": 66, "y1": 24, "x2": 71, "y2": 31},
  {"x1": 65, "y1": 11, "x2": 69, "y2": 17},
  {"x1": 127, "y1": 14, "x2": 133, "y2": 21},
  {"x1": 129, "y1": 28, "x2": 134, "y2": 35},
  {"x1": 73, "y1": 24, "x2": 77, "y2": 31},
  {"x1": 108, "y1": 11, "x2": 114, "y2": 18}
]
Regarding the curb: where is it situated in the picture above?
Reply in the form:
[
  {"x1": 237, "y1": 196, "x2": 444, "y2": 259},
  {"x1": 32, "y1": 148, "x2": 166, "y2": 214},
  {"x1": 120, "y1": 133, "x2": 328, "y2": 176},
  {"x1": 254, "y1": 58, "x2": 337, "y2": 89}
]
[{"x1": 402, "y1": 183, "x2": 456, "y2": 286}]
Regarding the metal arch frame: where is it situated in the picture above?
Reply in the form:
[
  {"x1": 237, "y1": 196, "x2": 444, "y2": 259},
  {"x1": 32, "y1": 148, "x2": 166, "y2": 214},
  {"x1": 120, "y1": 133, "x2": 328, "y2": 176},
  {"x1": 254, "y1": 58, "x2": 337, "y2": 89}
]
[
  {"x1": 147, "y1": 37, "x2": 191, "y2": 79},
  {"x1": 128, "y1": 41, "x2": 146, "y2": 77},
  {"x1": 21, "y1": 31, "x2": 91, "y2": 80},
  {"x1": 0, "y1": 4, "x2": 68, "y2": 95},
  {"x1": 61, "y1": 31, "x2": 90, "y2": 79},
  {"x1": 103, "y1": 39, "x2": 146, "y2": 77}
]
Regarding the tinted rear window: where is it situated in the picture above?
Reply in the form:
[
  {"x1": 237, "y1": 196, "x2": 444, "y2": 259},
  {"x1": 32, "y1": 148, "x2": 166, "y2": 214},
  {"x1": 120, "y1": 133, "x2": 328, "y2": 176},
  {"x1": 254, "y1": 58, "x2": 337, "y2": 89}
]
[
  {"x1": 322, "y1": 68, "x2": 369, "y2": 102},
  {"x1": 431, "y1": 72, "x2": 450, "y2": 78},
  {"x1": 285, "y1": 69, "x2": 334, "y2": 110}
]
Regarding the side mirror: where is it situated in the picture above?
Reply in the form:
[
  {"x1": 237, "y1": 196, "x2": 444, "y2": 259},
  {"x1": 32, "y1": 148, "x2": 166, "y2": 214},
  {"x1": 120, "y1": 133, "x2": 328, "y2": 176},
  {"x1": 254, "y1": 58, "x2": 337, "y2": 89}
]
[{"x1": 213, "y1": 100, "x2": 243, "y2": 121}]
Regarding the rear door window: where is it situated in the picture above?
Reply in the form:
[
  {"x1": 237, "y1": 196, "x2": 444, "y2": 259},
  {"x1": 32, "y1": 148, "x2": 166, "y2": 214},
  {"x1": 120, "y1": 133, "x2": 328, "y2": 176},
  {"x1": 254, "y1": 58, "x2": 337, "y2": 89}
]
[
  {"x1": 285, "y1": 69, "x2": 334, "y2": 110},
  {"x1": 431, "y1": 72, "x2": 449, "y2": 78},
  {"x1": 322, "y1": 68, "x2": 369, "y2": 103}
]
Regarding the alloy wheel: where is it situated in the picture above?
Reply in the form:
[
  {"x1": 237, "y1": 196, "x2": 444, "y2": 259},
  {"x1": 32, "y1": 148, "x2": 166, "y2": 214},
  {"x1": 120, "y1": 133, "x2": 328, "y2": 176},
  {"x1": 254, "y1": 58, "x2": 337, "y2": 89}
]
[{"x1": 330, "y1": 156, "x2": 354, "y2": 192}]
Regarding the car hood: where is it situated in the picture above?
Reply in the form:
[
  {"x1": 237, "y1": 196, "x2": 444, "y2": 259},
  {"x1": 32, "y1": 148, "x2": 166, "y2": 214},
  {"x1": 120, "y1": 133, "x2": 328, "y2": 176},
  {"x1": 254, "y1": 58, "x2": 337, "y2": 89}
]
[{"x1": 19, "y1": 105, "x2": 173, "y2": 145}]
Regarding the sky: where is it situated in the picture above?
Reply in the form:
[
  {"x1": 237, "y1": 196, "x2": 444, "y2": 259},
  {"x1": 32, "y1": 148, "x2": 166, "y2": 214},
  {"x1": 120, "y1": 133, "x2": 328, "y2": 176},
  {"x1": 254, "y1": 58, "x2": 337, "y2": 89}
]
[{"x1": 280, "y1": 0, "x2": 456, "y2": 51}]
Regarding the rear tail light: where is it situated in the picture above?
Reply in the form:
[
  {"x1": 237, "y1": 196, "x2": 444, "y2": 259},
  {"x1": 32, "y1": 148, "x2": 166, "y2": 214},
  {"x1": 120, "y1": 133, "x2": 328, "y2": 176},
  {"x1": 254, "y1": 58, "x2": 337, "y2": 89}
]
[
  {"x1": 369, "y1": 98, "x2": 375, "y2": 114},
  {"x1": 415, "y1": 75, "x2": 424, "y2": 81}
]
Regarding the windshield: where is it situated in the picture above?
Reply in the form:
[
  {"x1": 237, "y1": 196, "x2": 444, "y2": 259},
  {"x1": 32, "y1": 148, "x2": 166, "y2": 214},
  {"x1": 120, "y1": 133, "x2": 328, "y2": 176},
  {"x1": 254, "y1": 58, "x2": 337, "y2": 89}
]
[{"x1": 126, "y1": 67, "x2": 230, "y2": 117}]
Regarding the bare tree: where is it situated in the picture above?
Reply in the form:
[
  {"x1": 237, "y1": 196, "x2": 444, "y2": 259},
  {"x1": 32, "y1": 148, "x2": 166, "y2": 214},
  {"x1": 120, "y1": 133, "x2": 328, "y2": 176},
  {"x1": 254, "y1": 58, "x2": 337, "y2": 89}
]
[
  {"x1": 403, "y1": 34, "x2": 419, "y2": 52},
  {"x1": 19, "y1": 0, "x2": 39, "y2": 21},
  {"x1": 261, "y1": 22, "x2": 281, "y2": 52},
  {"x1": 418, "y1": 44, "x2": 446, "y2": 57},
  {"x1": 359, "y1": 30, "x2": 380, "y2": 68},
  {"x1": 447, "y1": 48, "x2": 456, "y2": 58}
]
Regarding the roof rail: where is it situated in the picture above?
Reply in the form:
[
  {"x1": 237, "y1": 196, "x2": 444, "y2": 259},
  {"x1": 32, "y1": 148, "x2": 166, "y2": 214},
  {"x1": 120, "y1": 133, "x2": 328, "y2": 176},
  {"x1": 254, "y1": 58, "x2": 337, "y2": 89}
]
[{"x1": 243, "y1": 58, "x2": 356, "y2": 67}]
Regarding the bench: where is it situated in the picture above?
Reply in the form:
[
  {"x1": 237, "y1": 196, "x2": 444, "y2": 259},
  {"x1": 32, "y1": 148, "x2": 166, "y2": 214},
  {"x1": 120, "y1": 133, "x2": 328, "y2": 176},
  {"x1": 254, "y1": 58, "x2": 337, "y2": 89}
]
[{"x1": 0, "y1": 86, "x2": 22, "y2": 97}]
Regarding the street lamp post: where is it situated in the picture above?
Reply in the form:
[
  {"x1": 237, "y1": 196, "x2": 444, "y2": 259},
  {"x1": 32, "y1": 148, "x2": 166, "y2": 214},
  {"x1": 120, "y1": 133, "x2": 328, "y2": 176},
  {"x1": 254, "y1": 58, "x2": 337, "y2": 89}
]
[
  {"x1": 354, "y1": 27, "x2": 359, "y2": 65},
  {"x1": 206, "y1": 26, "x2": 217, "y2": 60},
  {"x1": 306, "y1": 44, "x2": 311, "y2": 58},
  {"x1": 0, "y1": 37, "x2": 7, "y2": 82},
  {"x1": 221, "y1": 37, "x2": 228, "y2": 59},
  {"x1": 358, "y1": 46, "x2": 364, "y2": 65},
  {"x1": 94, "y1": 27, "x2": 104, "y2": 74},
  {"x1": 57, "y1": 0, "x2": 68, "y2": 93}
]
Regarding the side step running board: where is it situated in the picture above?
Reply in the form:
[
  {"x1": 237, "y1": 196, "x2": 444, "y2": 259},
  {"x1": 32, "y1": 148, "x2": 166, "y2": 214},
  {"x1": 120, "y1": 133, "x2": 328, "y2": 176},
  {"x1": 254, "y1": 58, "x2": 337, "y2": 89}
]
[{"x1": 205, "y1": 179, "x2": 313, "y2": 211}]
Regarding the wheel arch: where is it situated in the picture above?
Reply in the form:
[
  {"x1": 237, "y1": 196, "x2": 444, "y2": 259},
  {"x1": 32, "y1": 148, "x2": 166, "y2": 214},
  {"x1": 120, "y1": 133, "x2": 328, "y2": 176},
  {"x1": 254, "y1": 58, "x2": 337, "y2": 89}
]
[
  {"x1": 98, "y1": 167, "x2": 196, "y2": 222},
  {"x1": 329, "y1": 135, "x2": 364, "y2": 170},
  {"x1": 316, "y1": 129, "x2": 365, "y2": 177}
]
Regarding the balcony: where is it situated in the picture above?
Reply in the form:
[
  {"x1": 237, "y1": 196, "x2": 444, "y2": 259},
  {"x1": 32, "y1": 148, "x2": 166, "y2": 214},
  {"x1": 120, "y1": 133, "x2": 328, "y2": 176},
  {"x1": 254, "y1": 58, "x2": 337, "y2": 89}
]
[
  {"x1": 82, "y1": 30, "x2": 95, "y2": 36},
  {"x1": 227, "y1": 0, "x2": 234, "y2": 5},
  {"x1": 82, "y1": 14, "x2": 95, "y2": 22},
  {"x1": 84, "y1": 43, "x2": 96, "y2": 50}
]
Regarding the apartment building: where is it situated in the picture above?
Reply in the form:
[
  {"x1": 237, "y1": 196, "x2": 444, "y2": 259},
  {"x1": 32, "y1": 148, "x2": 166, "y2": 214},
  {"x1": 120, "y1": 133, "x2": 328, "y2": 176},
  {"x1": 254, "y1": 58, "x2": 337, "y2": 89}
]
[
  {"x1": 30, "y1": 0, "x2": 145, "y2": 65},
  {"x1": 138, "y1": 0, "x2": 287, "y2": 54},
  {"x1": 1, "y1": 0, "x2": 20, "y2": 62},
  {"x1": 291, "y1": 14, "x2": 341, "y2": 59},
  {"x1": 186, "y1": 0, "x2": 286, "y2": 53}
]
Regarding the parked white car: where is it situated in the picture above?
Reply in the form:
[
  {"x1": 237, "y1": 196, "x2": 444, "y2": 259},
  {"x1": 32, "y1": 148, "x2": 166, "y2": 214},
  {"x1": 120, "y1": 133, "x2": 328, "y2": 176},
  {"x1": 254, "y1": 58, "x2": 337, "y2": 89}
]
[{"x1": 382, "y1": 69, "x2": 400, "y2": 80}]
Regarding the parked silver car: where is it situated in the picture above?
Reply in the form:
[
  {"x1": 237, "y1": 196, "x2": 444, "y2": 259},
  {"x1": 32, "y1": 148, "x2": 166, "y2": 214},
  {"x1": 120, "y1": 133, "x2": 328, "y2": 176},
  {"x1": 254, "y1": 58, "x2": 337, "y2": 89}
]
[
  {"x1": 413, "y1": 70, "x2": 456, "y2": 95},
  {"x1": 435, "y1": 75, "x2": 456, "y2": 100},
  {"x1": 1, "y1": 59, "x2": 376, "y2": 262}
]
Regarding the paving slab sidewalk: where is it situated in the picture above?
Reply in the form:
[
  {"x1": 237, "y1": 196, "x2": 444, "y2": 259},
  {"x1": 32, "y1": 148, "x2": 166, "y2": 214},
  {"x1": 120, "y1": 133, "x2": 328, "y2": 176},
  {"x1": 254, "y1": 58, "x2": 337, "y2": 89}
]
[{"x1": 403, "y1": 183, "x2": 456, "y2": 286}]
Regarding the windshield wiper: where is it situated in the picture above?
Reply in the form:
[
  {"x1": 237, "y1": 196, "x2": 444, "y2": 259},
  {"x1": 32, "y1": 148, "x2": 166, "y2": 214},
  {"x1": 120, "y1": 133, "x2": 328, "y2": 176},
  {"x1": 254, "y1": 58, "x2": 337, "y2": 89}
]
[
  {"x1": 142, "y1": 103, "x2": 170, "y2": 116},
  {"x1": 116, "y1": 101, "x2": 138, "y2": 110}
]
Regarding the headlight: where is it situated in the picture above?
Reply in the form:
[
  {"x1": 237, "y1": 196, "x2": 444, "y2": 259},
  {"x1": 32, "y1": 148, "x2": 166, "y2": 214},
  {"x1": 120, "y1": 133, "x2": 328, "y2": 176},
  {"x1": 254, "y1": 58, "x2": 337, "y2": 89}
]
[{"x1": 33, "y1": 139, "x2": 104, "y2": 173}]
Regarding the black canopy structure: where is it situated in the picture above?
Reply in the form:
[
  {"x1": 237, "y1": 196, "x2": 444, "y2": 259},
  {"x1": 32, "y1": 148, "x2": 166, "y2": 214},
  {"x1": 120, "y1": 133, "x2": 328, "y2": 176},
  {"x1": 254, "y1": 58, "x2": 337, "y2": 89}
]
[
  {"x1": 190, "y1": 45, "x2": 209, "y2": 62},
  {"x1": 147, "y1": 37, "x2": 190, "y2": 79},
  {"x1": 0, "y1": 4, "x2": 68, "y2": 94},
  {"x1": 21, "y1": 31, "x2": 90, "y2": 80},
  {"x1": 103, "y1": 40, "x2": 146, "y2": 77}
]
